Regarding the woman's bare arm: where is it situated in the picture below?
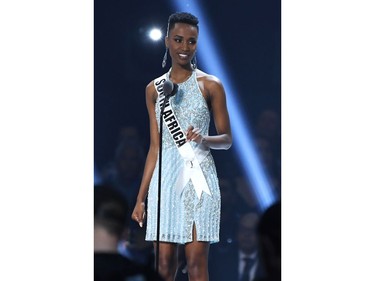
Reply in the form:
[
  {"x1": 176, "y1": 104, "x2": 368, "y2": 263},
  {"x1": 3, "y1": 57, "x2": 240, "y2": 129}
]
[
  {"x1": 187, "y1": 74, "x2": 232, "y2": 150},
  {"x1": 131, "y1": 81, "x2": 159, "y2": 227}
]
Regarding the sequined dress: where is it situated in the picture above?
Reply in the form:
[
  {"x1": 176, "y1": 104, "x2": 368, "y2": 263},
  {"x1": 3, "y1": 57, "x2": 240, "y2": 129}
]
[{"x1": 145, "y1": 70, "x2": 221, "y2": 244}]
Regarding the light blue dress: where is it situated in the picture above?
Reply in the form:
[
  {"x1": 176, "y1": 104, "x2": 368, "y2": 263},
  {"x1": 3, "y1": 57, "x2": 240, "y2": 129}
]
[{"x1": 145, "y1": 70, "x2": 221, "y2": 244}]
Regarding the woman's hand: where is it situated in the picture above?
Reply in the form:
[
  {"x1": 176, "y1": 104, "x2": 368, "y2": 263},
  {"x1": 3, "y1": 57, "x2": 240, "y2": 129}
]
[
  {"x1": 186, "y1": 125, "x2": 203, "y2": 143},
  {"x1": 131, "y1": 202, "x2": 146, "y2": 227}
]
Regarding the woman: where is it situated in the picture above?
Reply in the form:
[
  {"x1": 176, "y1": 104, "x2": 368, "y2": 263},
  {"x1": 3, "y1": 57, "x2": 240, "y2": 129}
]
[{"x1": 132, "y1": 12, "x2": 232, "y2": 281}]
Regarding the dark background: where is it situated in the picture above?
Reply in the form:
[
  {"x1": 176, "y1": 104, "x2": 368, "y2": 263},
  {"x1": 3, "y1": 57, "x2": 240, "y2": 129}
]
[{"x1": 94, "y1": 0, "x2": 281, "y2": 180}]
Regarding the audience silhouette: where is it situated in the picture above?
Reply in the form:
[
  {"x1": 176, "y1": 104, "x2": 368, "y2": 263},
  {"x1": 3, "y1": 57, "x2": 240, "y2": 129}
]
[
  {"x1": 94, "y1": 184, "x2": 163, "y2": 281},
  {"x1": 254, "y1": 201, "x2": 281, "y2": 281}
]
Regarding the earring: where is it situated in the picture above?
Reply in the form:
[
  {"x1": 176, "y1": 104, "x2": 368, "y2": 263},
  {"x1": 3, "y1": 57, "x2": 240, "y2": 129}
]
[
  {"x1": 162, "y1": 48, "x2": 168, "y2": 68},
  {"x1": 191, "y1": 54, "x2": 197, "y2": 69}
]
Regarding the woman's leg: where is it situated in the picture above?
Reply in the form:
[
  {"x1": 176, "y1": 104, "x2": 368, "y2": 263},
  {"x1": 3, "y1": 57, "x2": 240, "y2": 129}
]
[
  {"x1": 154, "y1": 242, "x2": 178, "y2": 281},
  {"x1": 184, "y1": 225, "x2": 210, "y2": 281}
]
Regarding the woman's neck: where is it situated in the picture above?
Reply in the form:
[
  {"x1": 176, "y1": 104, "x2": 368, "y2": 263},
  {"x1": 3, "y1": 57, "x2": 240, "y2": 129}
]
[{"x1": 168, "y1": 66, "x2": 194, "y2": 84}]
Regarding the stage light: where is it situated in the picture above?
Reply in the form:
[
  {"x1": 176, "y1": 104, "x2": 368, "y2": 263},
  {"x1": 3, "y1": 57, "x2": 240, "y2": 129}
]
[
  {"x1": 149, "y1": 28, "x2": 162, "y2": 41},
  {"x1": 171, "y1": 0, "x2": 278, "y2": 210}
]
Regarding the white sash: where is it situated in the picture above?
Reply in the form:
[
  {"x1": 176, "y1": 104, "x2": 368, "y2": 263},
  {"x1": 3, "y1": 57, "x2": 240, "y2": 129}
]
[{"x1": 154, "y1": 73, "x2": 211, "y2": 199}]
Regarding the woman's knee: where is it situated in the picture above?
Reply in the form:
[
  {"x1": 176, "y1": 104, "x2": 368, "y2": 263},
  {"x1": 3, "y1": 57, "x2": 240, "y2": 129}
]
[
  {"x1": 186, "y1": 254, "x2": 207, "y2": 275},
  {"x1": 185, "y1": 242, "x2": 210, "y2": 278},
  {"x1": 158, "y1": 252, "x2": 178, "y2": 276}
]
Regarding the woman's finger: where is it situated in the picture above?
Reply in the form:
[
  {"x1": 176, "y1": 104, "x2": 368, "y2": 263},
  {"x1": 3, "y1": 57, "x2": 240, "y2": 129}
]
[
  {"x1": 139, "y1": 212, "x2": 146, "y2": 227},
  {"x1": 186, "y1": 125, "x2": 194, "y2": 136},
  {"x1": 192, "y1": 128, "x2": 202, "y2": 134}
]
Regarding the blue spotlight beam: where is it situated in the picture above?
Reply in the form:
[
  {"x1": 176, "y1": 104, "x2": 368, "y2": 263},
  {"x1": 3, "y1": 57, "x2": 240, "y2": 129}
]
[{"x1": 171, "y1": 0, "x2": 277, "y2": 210}]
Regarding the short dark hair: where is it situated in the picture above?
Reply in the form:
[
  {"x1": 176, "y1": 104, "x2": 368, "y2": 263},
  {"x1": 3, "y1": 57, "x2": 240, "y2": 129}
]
[
  {"x1": 94, "y1": 184, "x2": 129, "y2": 237},
  {"x1": 167, "y1": 12, "x2": 199, "y2": 36}
]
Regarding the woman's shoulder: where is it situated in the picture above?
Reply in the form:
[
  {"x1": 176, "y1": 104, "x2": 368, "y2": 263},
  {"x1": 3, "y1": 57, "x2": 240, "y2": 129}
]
[
  {"x1": 145, "y1": 79, "x2": 158, "y2": 101},
  {"x1": 196, "y1": 69, "x2": 220, "y2": 82},
  {"x1": 196, "y1": 69, "x2": 224, "y2": 90},
  {"x1": 147, "y1": 72, "x2": 169, "y2": 90},
  {"x1": 146, "y1": 79, "x2": 155, "y2": 89}
]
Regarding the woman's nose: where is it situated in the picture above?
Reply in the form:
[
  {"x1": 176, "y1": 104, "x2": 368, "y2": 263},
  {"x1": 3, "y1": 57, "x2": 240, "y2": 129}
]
[{"x1": 182, "y1": 41, "x2": 189, "y2": 51}]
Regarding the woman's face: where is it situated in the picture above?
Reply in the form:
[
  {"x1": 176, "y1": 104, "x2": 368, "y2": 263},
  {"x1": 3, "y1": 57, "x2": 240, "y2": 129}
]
[{"x1": 167, "y1": 23, "x2": 198, "y2": 67}]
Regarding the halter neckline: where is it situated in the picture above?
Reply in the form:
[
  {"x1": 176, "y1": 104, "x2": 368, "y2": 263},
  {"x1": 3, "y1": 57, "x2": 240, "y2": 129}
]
[{"x1": 167, "y1": 68, "x2": 195, "y2": 85}]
